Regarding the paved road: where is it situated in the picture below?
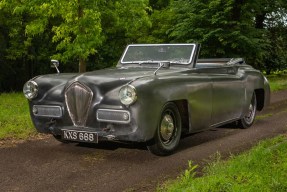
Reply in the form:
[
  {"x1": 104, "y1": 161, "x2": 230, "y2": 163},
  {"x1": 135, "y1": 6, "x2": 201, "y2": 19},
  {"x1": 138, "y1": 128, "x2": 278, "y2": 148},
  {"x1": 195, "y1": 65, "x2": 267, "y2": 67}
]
[{"x1": 0, "y1": 90, "x2": 287, "y2": 192}]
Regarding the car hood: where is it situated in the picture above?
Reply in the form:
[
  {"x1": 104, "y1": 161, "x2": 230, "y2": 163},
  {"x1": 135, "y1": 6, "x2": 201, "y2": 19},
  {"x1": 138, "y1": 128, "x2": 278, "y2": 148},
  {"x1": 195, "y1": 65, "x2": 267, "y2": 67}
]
[
  {"x1": 35, "y1": 67, "x2": 155, "y2": 86},
  {"x1": 79, "y1": 67, "x2": 157, "y2": 83},
  {"x1": 34, "y1": 67, "x2": 184, "y2": 101}
]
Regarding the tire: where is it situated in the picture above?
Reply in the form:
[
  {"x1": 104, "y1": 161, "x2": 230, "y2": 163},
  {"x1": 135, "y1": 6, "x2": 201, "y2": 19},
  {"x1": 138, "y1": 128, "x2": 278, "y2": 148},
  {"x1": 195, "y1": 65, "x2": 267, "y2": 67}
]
[
  {"x1": 147, "y1": 102, "x2": 182, "y2": 156},
  {"x1": 238, "y1": 92, "x2": 257, "y2": 129},
  {"x1": 53, "y1": 135, "x2": 70, "y2": 144}
]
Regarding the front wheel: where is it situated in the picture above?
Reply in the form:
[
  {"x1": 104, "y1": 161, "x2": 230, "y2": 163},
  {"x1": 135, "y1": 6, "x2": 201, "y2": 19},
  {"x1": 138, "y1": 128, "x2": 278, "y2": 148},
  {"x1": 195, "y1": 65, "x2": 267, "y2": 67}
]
[
  {"x1": 238, "y1": 92, "x2": 257, "y2": 129},
  {"x1": 147, "y1": 102, "x2": 182, "y2": 156}
]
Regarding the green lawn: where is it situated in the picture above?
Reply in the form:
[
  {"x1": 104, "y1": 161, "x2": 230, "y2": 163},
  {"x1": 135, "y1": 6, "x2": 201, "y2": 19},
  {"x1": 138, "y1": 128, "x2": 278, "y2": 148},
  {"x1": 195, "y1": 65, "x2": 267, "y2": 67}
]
[
  {"x1": 159, "y1": 135, "x2": 287, "y2": 192},
  {"x1": 0, "y1": 93, "x2": 36, "y2": 139},
  {"x1": 268, "y1": 73, "x2": 287, "y2": 92}
]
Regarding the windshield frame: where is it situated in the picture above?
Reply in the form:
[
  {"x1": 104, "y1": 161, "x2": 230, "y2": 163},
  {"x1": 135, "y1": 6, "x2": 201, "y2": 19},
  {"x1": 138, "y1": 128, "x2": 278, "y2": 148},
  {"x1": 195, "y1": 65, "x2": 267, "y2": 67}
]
[{"x1": 120, "y1": 43, "x2": 197, "y2": 65}]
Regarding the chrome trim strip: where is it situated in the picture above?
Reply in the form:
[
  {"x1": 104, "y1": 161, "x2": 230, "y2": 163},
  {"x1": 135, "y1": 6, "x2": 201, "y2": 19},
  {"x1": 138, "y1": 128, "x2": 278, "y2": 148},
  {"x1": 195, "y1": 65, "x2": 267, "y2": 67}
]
[
  {"x1": 210, "y1": 117, "x2": 239, "y2": 128},
  {"x1": 120, "y1": 43, "x2": 196, "y2": 65},
  {"x1": 33, "y1": 105, "x2": 62, "y2": 118},
  {"x1": 97, "y1": 109, "x2": 131, "y2": 124}
]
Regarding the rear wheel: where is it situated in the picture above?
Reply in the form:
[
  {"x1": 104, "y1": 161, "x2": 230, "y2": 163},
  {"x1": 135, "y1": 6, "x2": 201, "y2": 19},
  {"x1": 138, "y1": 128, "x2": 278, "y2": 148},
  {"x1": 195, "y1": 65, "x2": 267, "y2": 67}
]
[
  {"x1": 147, "y1": 102, "x2": 182, "y2": 156},
  {"x1": 238, "y1": 92, "x2": 257, "y2": 129}
]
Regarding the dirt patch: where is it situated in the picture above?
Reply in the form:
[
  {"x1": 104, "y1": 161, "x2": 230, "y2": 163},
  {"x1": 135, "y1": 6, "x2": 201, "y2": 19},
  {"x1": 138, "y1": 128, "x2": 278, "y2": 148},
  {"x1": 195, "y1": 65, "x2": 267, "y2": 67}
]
[{"x1": 0, "y1": 134, "x2": 50, "y2": 148}]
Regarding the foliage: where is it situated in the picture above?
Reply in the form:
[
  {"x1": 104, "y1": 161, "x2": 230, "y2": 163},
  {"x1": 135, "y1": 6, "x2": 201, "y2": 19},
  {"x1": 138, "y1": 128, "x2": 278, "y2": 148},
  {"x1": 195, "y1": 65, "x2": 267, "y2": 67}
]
[
  {"x1": 149, "y1": 0, "x2": 171, "y2": 10},
  {"x1": 94, "y1": 0, "x2": 151, "y2": 69},
  {"x1": 169, "y1": 0, "x2": 287, "y2": 71},
  {"x1": 0, "y1": 0, "x2": 287, "y2": 91},
  {"x1": 144, "y1": 7, "x2": 175, "y2": 43},
  {"x1": 48, "y1": 0, "x2": 103, "y2": 72},
  {"x1": 159, "y1": 135, "x2": 287, "y2": 192},
  {"x1": 168, "y1": 0, "x2": 268, "y2": 68},
  {"x1": 0, "y1": 0, "x2": 151, "y2": 87},
  {"x1": 0, "y1": 93, "x2": 35, "y2": 139},
  {"x1": 264, "y1": 26, "x2": 287, "y2": 74},
  {"x1": 0, "y1": 0, "x2": 56, "y2": 92}
]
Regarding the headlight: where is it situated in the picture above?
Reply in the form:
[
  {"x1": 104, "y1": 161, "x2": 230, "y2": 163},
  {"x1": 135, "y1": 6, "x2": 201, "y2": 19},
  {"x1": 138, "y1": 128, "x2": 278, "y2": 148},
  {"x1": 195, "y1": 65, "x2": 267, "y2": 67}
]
[
  {"x1": 119, "y1": 85, "x2": 137, "y2": 105},
  {"x1": 23, "y1": 81, "x2": 38, "y2": 100}
]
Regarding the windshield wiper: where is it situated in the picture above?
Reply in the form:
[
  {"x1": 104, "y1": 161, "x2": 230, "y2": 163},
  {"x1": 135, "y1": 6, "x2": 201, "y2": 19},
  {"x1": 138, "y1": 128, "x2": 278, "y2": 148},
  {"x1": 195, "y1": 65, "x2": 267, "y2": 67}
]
[{"x1": 154, "y1": 62, "x2": 170, "y2": 75}]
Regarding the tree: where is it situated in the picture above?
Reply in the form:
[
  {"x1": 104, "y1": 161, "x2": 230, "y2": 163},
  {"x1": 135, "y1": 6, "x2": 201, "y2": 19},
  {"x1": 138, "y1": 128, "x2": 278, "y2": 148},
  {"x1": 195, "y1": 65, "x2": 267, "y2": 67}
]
[
  {"x1": 92, "y1": 0, "x2": 151, "y2": 69},
  {"x1": 1, "y1": 0, "x2": 151, "y2": 74},
  {"x1": 144, "y1": 4, "x2": 175, "y2": 43},
  {"x1": 252, "y1": 0, "x2": 287, "y2": 73},
  {"x1": 169, "y1": 0, "x2": 268, "y2": 65},
  {"x1": 167, "y1": 0, "x2": 287, "y2": 71},
  {"x1": 0, "y1": 0, "x2": 55, "y2": 91},
  {"x1": 46, "y1": 0, "x2": 102, "y2": 73},
  {"x1": 149, "y1": 0, "x2": 171, "y2": 10},
  {"x1": 24, "y1": 0, "x2": 150, "y2": 72},
  {"x1": 0, "y1": 0, "x2": 152, "y2": 91}
]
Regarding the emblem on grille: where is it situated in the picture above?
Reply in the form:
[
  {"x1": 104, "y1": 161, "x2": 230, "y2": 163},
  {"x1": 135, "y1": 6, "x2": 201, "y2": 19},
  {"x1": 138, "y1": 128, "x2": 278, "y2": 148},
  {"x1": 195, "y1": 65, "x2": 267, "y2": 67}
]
[{"x1": 65, "y1": 82, "x2": 93, "y2": 127}]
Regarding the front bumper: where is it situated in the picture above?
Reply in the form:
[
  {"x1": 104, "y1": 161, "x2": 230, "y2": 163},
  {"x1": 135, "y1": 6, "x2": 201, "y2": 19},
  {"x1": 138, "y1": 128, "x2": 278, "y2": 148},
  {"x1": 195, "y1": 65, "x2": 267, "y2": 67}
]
[{"x1": 49, "y1": 124, "x2": 145, "y2": 143}]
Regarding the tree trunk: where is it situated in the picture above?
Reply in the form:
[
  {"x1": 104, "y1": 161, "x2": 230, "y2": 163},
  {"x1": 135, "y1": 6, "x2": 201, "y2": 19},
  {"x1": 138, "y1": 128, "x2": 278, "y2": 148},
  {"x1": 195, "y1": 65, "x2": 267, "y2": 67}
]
[
  {"x1": 79, "y1": 58, "x2": 86, "y2": 73},
  {"x1": 255, "y1": 13, "x2": 266, "y2": 29},
  {"x1": 232, "y1": 0, "x2": 244, "y2": 21},
  {"x1": 77, "y1": 0, "x2": 86, "y2": 73}
]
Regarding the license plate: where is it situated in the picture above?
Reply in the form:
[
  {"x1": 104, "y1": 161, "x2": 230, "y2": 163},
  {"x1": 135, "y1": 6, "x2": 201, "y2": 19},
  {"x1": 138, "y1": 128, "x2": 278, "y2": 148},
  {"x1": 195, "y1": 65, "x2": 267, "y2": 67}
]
[{"x1": 62, "y1": 130, "x2": 98, "y2": 143}]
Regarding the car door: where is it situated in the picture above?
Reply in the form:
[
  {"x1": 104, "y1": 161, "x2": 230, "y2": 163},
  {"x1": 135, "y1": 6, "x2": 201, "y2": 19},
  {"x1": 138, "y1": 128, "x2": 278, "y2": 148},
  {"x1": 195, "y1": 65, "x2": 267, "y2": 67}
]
[
  {"x1": 209, "y1": 66, "x2": 245, "y2": 126},
  {"x1": 186, "y1": 74, "x2": 213, "y2": 132}
]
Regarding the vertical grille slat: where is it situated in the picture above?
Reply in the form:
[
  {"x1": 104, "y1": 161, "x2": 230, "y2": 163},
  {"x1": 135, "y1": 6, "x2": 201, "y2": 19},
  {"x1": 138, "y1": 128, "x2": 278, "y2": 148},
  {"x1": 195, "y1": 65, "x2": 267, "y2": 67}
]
[{"x1": 65, "y1": 82, "x2": 93, "y2": 127}]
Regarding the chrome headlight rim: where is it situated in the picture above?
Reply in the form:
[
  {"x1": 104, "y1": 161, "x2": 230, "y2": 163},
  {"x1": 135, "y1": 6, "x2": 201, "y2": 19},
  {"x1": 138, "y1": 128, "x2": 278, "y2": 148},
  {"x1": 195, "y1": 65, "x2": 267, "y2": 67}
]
[
  {"x1": 119, "y1": 85, "x2": 137, "y2": 106},
  {"x1": 23, "y1": 80, "x2": 38, "y2": 100}
]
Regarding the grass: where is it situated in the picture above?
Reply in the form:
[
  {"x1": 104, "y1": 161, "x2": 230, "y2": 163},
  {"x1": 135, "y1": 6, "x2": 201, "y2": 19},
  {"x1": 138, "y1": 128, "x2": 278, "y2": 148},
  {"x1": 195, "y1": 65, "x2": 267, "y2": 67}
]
[
  {"x1": 0, "y1": 93, "x2": 36, "y2": 139},
  {"x1": 267, "y1": 73, "x2": 287, "y2": 92},
  {"x1": 256, "y1": 113, "x2": 273, "y2": 120},
  {"x1": 159, "y1": 135, "x2": 287, "y2": 192}
]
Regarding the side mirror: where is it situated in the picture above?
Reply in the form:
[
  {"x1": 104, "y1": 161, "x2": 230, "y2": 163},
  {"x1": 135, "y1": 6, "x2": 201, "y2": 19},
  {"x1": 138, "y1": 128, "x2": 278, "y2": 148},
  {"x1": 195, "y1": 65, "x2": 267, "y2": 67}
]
[{"x1": 51, "y1": 59, "x2": 60, "y2": 74}]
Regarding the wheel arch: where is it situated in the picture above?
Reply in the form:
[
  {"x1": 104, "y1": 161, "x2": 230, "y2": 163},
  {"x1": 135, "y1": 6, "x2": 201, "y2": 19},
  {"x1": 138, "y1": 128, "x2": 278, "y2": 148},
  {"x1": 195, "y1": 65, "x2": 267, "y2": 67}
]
[
  {"x1": 146, "y1": 101, "x2": 183, "y2": 155},
  {"x1": 146, "y1": 99, "x2": 189, "y2": 143},
  {"x1": 254, "y1": 88, "x2": 265, "y2": 111},
  {"x1": 173, "y1": 100, "x2": 190, "y2": 135}
]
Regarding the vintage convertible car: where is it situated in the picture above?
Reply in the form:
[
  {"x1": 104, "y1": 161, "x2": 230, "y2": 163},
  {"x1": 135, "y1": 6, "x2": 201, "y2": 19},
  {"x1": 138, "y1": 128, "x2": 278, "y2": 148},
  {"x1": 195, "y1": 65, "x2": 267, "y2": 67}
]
[{"x1": 23, "y1": 44, "x2": 270, "y2": 155}]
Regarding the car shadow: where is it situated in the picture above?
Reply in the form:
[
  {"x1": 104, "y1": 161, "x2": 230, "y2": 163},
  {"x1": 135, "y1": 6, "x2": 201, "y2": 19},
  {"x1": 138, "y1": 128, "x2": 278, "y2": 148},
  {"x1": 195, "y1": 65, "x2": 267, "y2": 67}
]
[
  {"x1": 76, "y1": 140, "x2": 147, "y2": 151},
  {"x1": 73, "y1": 126, "x2": 241, "y2": 154},
  {"x1": 178, "y1": 126, "x2": 241, "y2": 152}
]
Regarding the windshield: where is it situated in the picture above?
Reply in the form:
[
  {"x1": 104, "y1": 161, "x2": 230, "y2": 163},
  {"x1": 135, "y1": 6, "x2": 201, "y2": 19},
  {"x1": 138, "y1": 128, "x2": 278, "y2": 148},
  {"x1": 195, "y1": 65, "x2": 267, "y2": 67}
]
[{"x1": 121, "y1": 44, "x2": 196, "y2": 65}]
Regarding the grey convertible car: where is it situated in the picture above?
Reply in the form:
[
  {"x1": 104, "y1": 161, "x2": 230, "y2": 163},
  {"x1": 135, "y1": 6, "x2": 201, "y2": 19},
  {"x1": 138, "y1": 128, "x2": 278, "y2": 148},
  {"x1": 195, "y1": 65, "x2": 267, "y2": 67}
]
[{"x1": 23, "y1": 44, "x2": 270, "y2": 155}]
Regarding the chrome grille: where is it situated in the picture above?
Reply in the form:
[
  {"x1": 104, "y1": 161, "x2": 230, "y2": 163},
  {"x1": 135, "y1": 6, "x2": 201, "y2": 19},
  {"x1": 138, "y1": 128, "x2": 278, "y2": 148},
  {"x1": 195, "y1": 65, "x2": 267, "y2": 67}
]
[
  {"x1": 97, "y1": 109, "x2": 131, "y2": 124},
  {"x1": 65, "y1": 82, "x2": 93, "y2": 127},
  {"x1": 33, "y1": 105, "x2": 62, "y2": 118}
]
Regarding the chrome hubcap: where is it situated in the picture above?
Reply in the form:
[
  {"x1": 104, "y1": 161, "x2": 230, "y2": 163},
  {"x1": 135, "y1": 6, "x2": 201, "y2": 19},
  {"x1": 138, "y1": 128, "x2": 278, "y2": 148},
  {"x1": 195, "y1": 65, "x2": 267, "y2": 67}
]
[
  {"x1": 244, "y1": 97, "x2": 256, "y2": 124},
  {"x1": 160, "y1": 114, "x2": 175, "y2": 142}
]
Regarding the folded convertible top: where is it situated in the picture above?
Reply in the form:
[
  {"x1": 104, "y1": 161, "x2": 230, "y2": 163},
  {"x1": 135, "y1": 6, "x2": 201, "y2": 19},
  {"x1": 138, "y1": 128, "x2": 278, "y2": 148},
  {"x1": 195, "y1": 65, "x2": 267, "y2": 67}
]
[{"x1": 197, "y1": 58, "x2": 245, "y2": 65}]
